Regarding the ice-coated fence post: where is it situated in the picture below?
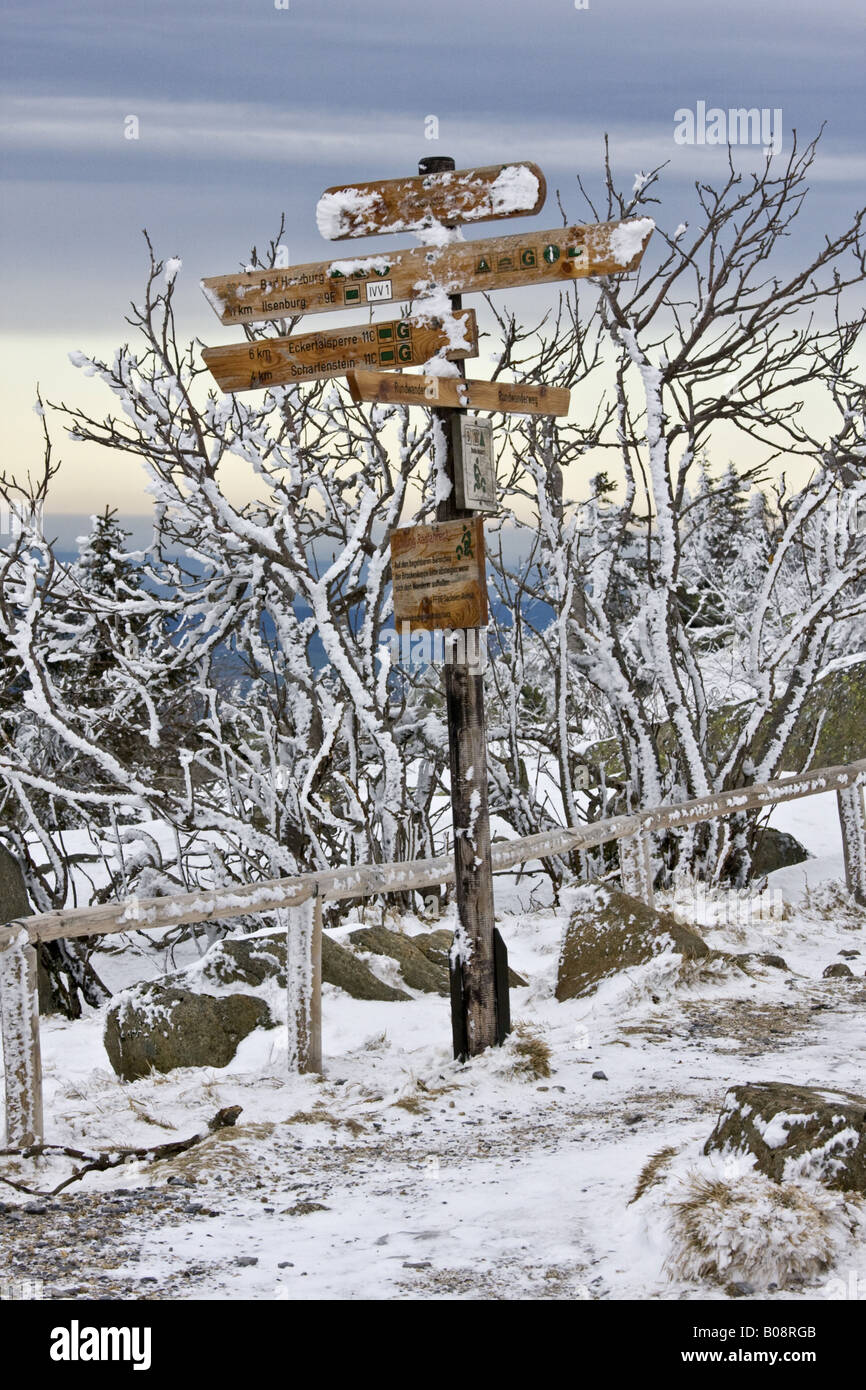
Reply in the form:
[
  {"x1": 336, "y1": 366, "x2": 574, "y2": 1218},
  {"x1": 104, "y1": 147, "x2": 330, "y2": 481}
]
[
  {"x1": 0, "y1": 929, "x2": 43, "y2": 1145},
  {"x1": 308, "y1": 893, "x2": 323, "y2": 1074},
  {"x1": 619, "y1": 832, "x2": 654, "y2": 907},
  {"x1": 285, "y1": 893, "x2": 322, "y2": 1075},
  {"x1": 837, "y1": 783, "x2": 866, "y2": 906}
]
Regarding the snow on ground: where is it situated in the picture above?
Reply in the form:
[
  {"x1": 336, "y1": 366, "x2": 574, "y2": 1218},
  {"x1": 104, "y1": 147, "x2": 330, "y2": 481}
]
[{"x1": 1, "y1": 791, "x2": 865, "y2": 1301}]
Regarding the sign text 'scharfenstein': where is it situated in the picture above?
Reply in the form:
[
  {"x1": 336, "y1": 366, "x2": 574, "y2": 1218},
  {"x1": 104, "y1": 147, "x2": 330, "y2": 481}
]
[
  {"x1": 201, "y1": 218, "x2": 655, "y2": 327},
  {"x1": 201, "y1": 311, "x2": 478, "y2": 392},
  {"x1": 345, "y1": 369, "x2": 571, "y2": 417},
  {"x1": 316, "y1": 161, "x2": 546, "y2": 240},
  {"x1": 391, "y1": 517, "x2": 488, "y2": 632},
  {"x1": 452, "y1": 415, "x2": 497, "y2": 512}
]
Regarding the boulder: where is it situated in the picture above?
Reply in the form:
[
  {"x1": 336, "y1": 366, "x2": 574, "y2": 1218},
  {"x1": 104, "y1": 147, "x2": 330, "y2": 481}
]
[
  {"x1": 321, "y1": 933, "x2": 410, "y2": 1001},
  {"x1": 104, "y1": 983, "x2": 274, "y2": 1081},
  {"x1": 198, "y1": 934, "x2": 288, "y2": 989},
  {"x1": 197, "y1": 928, "x2": 411, "y2": 1002},
  {"x1": 751, "y1": 827, "x2": 809, "y2": 877},
  {"x1": 822, "y1": 962, "x2": 855, "y2": 980},
  {"x1": 349, "y1": 926, "x2": 449, "y2": 994},
  {"x1": 0, "y1": 843, "x2": 31, "y2": 923},
  {"x1": 704, "y1": 1081, "x2": 866, "y2": 1193},
  {"x1": 756, "y1": 953, "x2": 789, "y2": 971},
  {"x1": 555, "y1": 885, "x2": 709, "y2": 1001},
  {"x1": 783, "y1": 658, "x2": 866, "y2": 769},
  {"x1": 409, "y1": 929, "x2": 454, "y2": 970},
  {"x1": 734, "y1": 952, "x2": 790, "y2": 972}
]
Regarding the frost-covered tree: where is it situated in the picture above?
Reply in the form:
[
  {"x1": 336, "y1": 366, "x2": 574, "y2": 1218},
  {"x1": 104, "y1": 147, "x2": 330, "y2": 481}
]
[
  {"x1": 487, "y1": 134, "x2": 866, "y2": 882},
  {"x1": 0, "y1": 133, "x2": 864, "y2": 933}
]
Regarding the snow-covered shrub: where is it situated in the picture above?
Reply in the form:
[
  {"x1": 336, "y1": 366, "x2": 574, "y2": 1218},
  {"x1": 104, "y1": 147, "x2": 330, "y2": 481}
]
[{"x1": 664, "y1": 1171, "x2": 863, "y2": 1288}]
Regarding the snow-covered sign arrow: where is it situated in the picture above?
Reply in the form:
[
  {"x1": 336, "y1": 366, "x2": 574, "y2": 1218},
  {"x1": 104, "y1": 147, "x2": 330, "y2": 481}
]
[
  {"x1": 316, "y1": 162, "x2": 546, "y2": 239},
  {"x1": 202, "y1": 310, "x2": 478, "y2": 392},
  {"x1": 200, "y1": 218, "x2": 655, "y2": 327}
]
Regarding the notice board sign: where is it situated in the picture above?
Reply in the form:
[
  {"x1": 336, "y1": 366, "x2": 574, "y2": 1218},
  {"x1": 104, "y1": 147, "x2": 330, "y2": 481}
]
[{"x1": 391, "y1": 517, "x2": 488, "y2": 630}]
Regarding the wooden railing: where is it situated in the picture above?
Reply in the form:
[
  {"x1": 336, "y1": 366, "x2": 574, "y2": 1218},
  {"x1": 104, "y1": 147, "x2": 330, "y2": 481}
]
[{"x1": 2, "y1": 758, "x2": 864, "y2": 1146}]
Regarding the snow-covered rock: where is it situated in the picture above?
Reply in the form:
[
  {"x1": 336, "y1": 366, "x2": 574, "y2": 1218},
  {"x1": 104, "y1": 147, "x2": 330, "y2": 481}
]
[
  {"x1": 104, "y1": 983, "x2": 275, "y2": 1081},
  {"x1": 555, "y1": 885, "x2": 709, "y2": 1001},
  {"x1": 704, "y1": 1081, "x2": 866, "y2": 1192},
  {"x1": 195, "y1": 926, "x2": 412, "y2": 1003}
]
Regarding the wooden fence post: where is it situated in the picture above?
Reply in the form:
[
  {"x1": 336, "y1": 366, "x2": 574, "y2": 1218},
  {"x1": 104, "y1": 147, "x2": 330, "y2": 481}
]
[
  {"x1": 837, "y1": 783, "x2": 866, "y2": 906},
  {"x1": 0, "y1": 929, "x2": 43, "y2": 1146},
  {"x1": 619, "y1": 833, "x2": 655, "y2": 907},
  {"x1": 307, "y1": 894, "x2": 323, "y2": 1074},
  {"x1": 286, "y1": 894, "x2": 322, "y2": 1075}
]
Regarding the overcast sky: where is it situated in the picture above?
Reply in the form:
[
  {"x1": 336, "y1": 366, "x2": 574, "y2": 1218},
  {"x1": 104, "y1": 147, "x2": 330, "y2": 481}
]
[{"x1": 1, "y1": 0, "x2": 863, "y2": 527}]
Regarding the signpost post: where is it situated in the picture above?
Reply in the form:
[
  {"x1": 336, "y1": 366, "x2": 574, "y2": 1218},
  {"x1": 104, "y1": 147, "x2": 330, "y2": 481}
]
[
  {"x1": 200, "y1": 154, "x2": 653, "y2": 1064},
  {"x1": 418, "y1": 153, "x2": 500, "y2": 1058}
]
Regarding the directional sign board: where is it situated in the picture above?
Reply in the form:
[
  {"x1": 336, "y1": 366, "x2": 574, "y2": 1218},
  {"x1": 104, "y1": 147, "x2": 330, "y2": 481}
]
[
  {"x1": 201, "y1": 218, "x2": 654, "y2": 327},
  {"x1": 201, "y1": 311, "x2": 478, "y2": 392},
  {"x1": 453, "y1": 416, "x2": 497, "y2": 512},
  {"x1": 391, "y1": 517, "x2": 487, "y2": 631},
  {"x1": 346, "y1": 369, "x2": 571, "y2": 417},
  {"x1": 316, "y1": 162, "x2": 546, "y2": 240}
]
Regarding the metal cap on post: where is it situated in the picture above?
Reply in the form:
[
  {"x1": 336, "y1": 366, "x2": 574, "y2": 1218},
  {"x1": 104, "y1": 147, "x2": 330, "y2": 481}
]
[{"x1": 418, "y1": 155, "x2": 456, "y2": 176}]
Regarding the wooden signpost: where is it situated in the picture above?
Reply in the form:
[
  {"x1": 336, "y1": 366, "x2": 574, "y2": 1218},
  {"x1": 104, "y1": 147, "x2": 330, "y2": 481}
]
[
  {"x1": 201, "y1": 218, "x2": 654, "y2": 327},
  {"x1": 200, "y1": 151, "x2": 653, "y2": 1064},
  {"x1": 202, "y1": 311, "x2": 478, "y2": 392},
  {"x1": 345, "y1": 369, "x2": 571, "y2": 417},
  {"x1": 316, "y1": 161, "x2": 546, "y2": 239}
]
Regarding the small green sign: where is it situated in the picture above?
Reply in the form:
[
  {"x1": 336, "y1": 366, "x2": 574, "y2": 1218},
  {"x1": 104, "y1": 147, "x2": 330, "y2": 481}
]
[{"x1": 543, "y1": 244, "x2": 560, "y2": 264}]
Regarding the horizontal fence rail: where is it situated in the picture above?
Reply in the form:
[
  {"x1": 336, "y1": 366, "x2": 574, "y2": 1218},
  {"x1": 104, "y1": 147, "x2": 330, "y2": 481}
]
[{"x1": 2, "y1": 758, "x2": 864, "y2": 1145}]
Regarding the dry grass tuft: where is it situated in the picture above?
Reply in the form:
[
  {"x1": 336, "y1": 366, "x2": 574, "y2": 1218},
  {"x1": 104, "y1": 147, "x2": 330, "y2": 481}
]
[
  {"x1": 283, "y1": 1109, "x2": 364, "y2": 1135},
  {"x1": 393, "y1": 1095, "x2": 426, "y2": 1114},
  {"x1": 510, "y1": 1022, "x2": 552, "y2": 1080},
  {"x1": 629, "y1": 1146, "x2": 678, "y2": 1205}
]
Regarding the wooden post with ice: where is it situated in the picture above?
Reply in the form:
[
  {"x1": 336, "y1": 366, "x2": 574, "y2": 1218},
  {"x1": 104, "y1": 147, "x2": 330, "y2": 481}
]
[
  {"x1": 619, "y1": 833, "x2": 655, "y2": 907},
  {"x1": 285, "y1": 892, "x2": 322, "y2": 1074},
  {"x1": 837, "y1": 781, "x2": 866, "y2": 906},
  {"x1": 420, "y1": 154, "x2": 503, "y2": 1059},
  {"x1": 0, "y1": 928, "x2": 43, "y2": 1145}
]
